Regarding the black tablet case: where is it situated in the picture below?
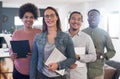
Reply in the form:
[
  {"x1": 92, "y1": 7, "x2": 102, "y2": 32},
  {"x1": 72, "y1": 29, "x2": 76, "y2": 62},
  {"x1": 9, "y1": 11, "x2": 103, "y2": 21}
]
[{"x1": 10, "y1": 40, "x2": 30, "y2": 58}]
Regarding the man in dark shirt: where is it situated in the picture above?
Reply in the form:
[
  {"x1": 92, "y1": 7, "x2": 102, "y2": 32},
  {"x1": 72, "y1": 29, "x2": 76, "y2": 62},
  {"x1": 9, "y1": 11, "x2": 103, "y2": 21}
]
[{"x1": 82, "y1": 9, "x2": 116, "y2": 79}]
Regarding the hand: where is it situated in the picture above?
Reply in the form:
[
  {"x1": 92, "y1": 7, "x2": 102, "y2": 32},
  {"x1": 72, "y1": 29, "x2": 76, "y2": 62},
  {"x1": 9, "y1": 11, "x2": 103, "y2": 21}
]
[
  {"x1": 70, "y1": 64, "x2": 77, "y2": 69},
  {"x1": 97, "y1": 53, "x2": 108, "y2": 59},
  {"x1": 10, "y1": 53, "x2": 17, "y2": 60},
  {"x1": 47, "y1": 63, "x2": 58, "y2": 72},
  {"x1": 96, "y1": 53, "x2": 102, "y2": 59},
  {"x1": 103, "y1": 53, "x2": 108, "y2": 60},
  {"x1": 76, "y1": 54, "x2": 80, "y2": 60},
  {"x1": 26, "y1": 52, "x2": 32, "y2": 58}
]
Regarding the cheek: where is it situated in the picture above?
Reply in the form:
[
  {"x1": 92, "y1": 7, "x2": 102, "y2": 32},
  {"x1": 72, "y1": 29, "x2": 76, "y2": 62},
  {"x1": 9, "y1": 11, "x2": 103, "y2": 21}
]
[
  {"x1": 79, "y1": 22, "x2": 82, "y2": 26},
  {"x1": 55, "y1": 18, "x2": 58, "y2": 22},
  {"x1": 44, "y1": 19, "x2": 48, "y2": 24},
  {"x1": 69, "y1": 20, "x2": 74, "y2": 24},
  {"x1": 30, "y1": 19, "x2": 35, "y2": 22}
]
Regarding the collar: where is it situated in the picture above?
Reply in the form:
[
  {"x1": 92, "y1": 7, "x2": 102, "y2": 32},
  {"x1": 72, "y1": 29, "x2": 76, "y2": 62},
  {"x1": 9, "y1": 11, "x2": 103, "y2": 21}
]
[{"x1": 67, "y1": 29, "x2": 81, "y2": 37}]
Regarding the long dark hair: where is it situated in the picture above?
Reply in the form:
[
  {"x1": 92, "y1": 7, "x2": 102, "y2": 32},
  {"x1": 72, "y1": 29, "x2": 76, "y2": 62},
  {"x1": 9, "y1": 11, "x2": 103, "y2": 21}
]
[{"x1": 42, "y1": 6, "x2": 62, "y2": 32}]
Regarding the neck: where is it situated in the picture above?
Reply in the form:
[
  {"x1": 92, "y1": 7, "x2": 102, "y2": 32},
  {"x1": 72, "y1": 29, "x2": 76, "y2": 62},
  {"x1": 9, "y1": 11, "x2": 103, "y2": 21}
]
[
  {"x1": 89, "y1": 25, "x2": 98, "y2": 29},
  {"x1": 47, "y1": 26, "x2": 57, "y2": 34},
  {"x1": 23, "y1": 27, "x2": 33, "y2": 33},
  {"x1": 69, "y1": 28, "x2": 79, "y2": 37},
  {"x1": 24, "y1": 26, "x2": 32, "y2": 30}
]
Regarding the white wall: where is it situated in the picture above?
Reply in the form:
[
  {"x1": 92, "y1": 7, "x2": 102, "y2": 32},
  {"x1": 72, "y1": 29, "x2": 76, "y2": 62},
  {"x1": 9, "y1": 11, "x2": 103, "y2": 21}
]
[
  {"x1": 60, "y1": 0, "x2": 120, "y2": 30},
  {"x1": 111, "y1": 39, "x2": 120, "y2": 62}
]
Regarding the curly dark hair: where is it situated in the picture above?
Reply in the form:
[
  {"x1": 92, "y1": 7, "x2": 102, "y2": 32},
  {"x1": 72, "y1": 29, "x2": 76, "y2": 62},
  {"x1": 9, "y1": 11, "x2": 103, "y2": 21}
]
[{"x1": 18, "y1": 3, "x2": 40, "y2": 19}]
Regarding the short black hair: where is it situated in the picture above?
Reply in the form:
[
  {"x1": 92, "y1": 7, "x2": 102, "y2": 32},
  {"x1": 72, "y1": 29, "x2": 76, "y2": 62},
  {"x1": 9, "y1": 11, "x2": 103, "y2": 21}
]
[
  {"x1": 88, "y1": 9, "x2": 100, "y2": 16},
  {"x1": 18, "y1": 3, "x2": 40, "y2": 19},
  {"x1": 69, "y1": 11, "x2": 83, "y2": 22}
]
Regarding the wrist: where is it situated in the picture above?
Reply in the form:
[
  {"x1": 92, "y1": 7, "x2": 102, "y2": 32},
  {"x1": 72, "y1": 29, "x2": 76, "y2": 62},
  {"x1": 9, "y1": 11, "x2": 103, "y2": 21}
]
[{"x1": 77, "y1": 56, "x2": 80, "y2": 60}]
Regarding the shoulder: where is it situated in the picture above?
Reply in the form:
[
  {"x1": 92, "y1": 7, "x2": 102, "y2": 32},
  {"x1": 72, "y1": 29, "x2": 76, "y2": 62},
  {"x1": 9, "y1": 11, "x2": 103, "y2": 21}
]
[
  {"x1": 82, "y1": 27, "x2": 89, "y2": 31},
  {"x1": 58, "y1": 31, "x2": 70, "y2": 38},
  {"x1": 34, "y1": 31, "x2": 46, "y2": 39},
  {"x1": 81, "y1": 31, "x2": 89, "y2": 37},
  {"x1": 61, "y1": 31, "x2": 69, "y2": 36},
  {"x1": 81, "y1": 31, "x2": 92, "y2": 40},
  {"x1": 33, "y1": 28, "x2": 42, "y2": 33},
  {"x1": 11, "y1": 29, "x2": 23, "y2": 39},
  {"x1": 97, "y1": 28, "x2": 109, "y2": 36},
  {"x1": 98, "y1": 28, "x2": 107, "y2": 32},
  {"x1": 58, "y1": 32, "x2": 72, "y2": 43},
  {"x1": 12, "y1": 29, "x2": 23, "y2": 36}
]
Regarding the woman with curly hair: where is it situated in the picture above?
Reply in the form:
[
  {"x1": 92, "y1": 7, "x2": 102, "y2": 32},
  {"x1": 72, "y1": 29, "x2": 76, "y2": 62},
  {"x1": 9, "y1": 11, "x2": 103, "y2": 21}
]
[{"x1": 9, "y1": 3, "x2": 41, "y2": 79}]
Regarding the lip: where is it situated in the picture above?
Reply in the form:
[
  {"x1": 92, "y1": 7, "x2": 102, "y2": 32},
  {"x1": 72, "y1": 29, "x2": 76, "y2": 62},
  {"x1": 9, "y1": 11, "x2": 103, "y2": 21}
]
[
  {"x1": 73, "y1": 23, "x2": 79, "y2": 26},
  {"x1": 47, "y1": 20, "x2": 53, "y2": 24},
  {"x1": 25, "y1": 21, "x2": 33, "y2": 25}
]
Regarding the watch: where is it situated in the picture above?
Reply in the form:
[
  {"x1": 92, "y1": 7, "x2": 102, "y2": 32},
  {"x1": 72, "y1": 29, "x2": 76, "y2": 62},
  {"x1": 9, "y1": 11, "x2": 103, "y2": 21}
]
[
  {"x1": 100, "y1": 55, "x2": 104, "y2": 59},
  {"x1": 77, "y1": 56, "x2": 80, "y2": 60}
]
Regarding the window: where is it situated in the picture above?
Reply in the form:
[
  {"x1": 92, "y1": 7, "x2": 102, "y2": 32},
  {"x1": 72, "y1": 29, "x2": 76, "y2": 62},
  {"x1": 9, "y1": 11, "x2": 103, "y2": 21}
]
[
  {"x1": 14, "y1": 16, "x2": 43, "y2": 29},
  {"x1": 100, "y1": 12, "x2": 120, "y2": 39},
  {"x1": 107, "y1": 13, "x2": 120, "y2": 39}
]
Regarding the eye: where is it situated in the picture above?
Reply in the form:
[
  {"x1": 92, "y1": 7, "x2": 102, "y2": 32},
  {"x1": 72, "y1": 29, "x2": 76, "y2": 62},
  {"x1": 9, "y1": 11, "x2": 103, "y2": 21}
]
[{"x1": 44, "y1": 14, "x2": 56, "y2": 19}]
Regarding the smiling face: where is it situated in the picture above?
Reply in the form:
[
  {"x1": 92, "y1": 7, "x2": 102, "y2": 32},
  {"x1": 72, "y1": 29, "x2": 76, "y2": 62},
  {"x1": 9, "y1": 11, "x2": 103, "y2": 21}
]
[
  {"x1": 69, "y1": 13, "x2": 83, "y2": 31},
  {"x1": 22, "y1": 12, "x2": 35, "y2": 28},
  {"x1": 44, "y1": 9, "x2": 58, "y2": 28},
  {"x1": 88, "y1": 10, "x2": 100, "y2": 28}
]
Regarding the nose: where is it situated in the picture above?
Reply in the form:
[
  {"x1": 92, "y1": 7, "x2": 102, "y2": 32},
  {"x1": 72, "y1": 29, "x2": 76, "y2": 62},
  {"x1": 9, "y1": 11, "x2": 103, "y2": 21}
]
[{"x1": 74, "y1": 19, "x2": 80, "y2": 23}]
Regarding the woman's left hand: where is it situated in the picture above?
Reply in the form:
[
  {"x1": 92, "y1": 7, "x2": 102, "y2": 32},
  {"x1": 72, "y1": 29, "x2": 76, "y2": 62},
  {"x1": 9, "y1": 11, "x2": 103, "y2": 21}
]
[
  {"x1": 70, "y1": 64, "x2": 77, "y2": 69},
  {"x1": 47, "y1": 63, "x2": 58, "y2": 71}
]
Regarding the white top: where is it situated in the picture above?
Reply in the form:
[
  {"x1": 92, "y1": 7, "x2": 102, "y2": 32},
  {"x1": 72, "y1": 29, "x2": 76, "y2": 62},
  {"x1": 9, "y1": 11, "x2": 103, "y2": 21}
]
[{"x1": 66, "y1": 31, "x2": 96, "y2": 79}]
